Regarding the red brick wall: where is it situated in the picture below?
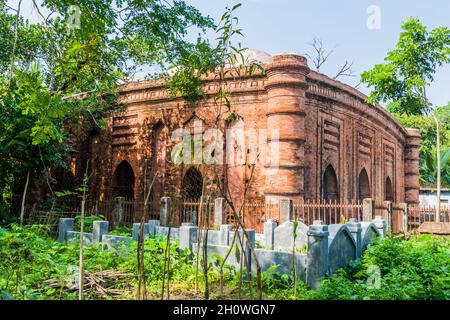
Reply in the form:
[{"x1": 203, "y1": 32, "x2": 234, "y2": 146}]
[{"x1": 70, "y1": 54, "x2": 420, "y2": 214}]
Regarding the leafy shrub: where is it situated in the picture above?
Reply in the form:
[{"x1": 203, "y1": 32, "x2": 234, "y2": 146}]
[
  {"x1": 1, "y1": 224, "x2": 448, "y2": 300},
  {"x1": 312, "y1": 235, "x2": 450, "y2": 300},
  {"x1": 0, "y1": 224, "x2": 198, "y2": 299},
  {"x1": 73, "y1": 215, "x2": 105, "y2": 233},
  {"x1": 108, "y1": 226, "x2": 132, "y2": 236}
]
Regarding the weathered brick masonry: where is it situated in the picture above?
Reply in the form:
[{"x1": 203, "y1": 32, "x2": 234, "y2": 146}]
[{"x1": 67, "y1": 52, "x2": 420, "y2": 221}]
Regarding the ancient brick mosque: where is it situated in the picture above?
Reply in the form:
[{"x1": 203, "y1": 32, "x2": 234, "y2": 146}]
[{"x1": 62, "y1": 49, "x2": 420, "y2": 222}]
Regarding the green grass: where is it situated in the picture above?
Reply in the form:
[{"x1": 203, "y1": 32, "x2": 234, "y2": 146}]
[{"x1": 0, "y1": 224, "x2": 448, "y2": 300}]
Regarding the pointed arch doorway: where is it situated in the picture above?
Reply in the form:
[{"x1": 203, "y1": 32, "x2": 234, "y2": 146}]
[
  {"x1": 322, "y1": 165, "x2": 339, "y2": 224},
  {"x1": 385, "y1": 177, "x2": 394, "y2": 202},
  {"x1": 182, "y1": 167, "x2": 203, "y2": 200},
  {"x1": 112, "y1": 160, "x2": 135, "y2": 200},
  {"x1": 323, "y1": 165, "x2": 339, "y2": 201},
  {"x1": 181, "y1": 167, "x2": 204, "y2": 225},
  {"x1": 358, "y1": 168, "x2": 371, "y2": 204}
]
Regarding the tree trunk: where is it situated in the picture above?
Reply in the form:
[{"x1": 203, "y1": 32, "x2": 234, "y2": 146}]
[
  {"x1": 202, "y1": 199, "x2": 210, "y2": 299},
  {"x1": 79, "y1": 163, "x2": 89, "y2": 300},
  {"x1": 79, "y1": 197, "x2": 85, "y2": 300},
  {"x1": 20, "y1": 170, "x2": 30, "y2": 226}
]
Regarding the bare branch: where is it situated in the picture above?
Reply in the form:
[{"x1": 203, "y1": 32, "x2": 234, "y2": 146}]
[
  {"x1": 305, "y1": 37, "x2": 356, "y2": 81},
  {"x1": 333, "y1": 60, "x2": 355, "y2": 79},
  {"x1": 32, "y1": 0, "x2": 47, "y2": 23},
  {"x1": 305, "y1": 36, "x2": 336, "y2": 72}
]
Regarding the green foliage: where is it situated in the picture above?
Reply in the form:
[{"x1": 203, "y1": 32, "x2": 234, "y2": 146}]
[
  {"x1": 0, "y1": 290, "x2": 14, "y2": 300},
  {"x1": 0, "y1": 224, "x2": 77, "y2": 299},
  {"x1": 166, "y1": 3, "x2": 263, "y2": 109},
  {"x1": 392, "y1": 103, "x2": 450, "y2": 187},
  {"x1": 0, "y1": 224, "x2": 449, "y2": 300},
  {"x1": 73, "y1": 215, "x2": 105, "y2": 233},
  {"x1": 0, "y1": 0, "x2": 219, "y2": 217},
  {"x1": 420, "y1": 148, "x2": 450, "y2": 188},
  {"x1": 293, "y1": 220, "x2": 298, "y2": 240},
  {"x1": 225, "y1": 111, "x2": 241, "y2": 123},
  {"x1": 244, "y1": 235, "x2": 450, "y2": 300},
  {"x1": 0, "y1": 224, "x2": 198, "y2": 299},
  {"x1": 361, "y1": 17, "x2": 450, "y2": 115},
  {"x1": 108, "y1": 226, "x2": 132, "y2": 236},
  {"x1": 311, "y1": 235, "x2": 450, "y2": 300}
]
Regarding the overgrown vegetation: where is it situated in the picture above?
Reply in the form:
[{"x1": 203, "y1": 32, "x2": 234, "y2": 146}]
[
  {"x1": 312, "y1": 235, "x2": 450, "y2": 300},
  {"x1": 0, "y1": 0, "x2": 218, "y2": 221},
  {"x1": 1, "y1": 224, "x2": 448, "y2": 300},
  {"x1": 361, "y1": 17, "x2": 450, "y2": 188}
]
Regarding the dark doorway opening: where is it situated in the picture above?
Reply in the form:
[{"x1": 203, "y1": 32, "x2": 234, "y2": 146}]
[
  {"x1": 112, "y1": 161, "x2": 135, "y2": 200},
  {"x1": 182, "y1": 167, "x2": 203, "y2": 200},
  {"x1": 385, "y1": 177, "x2": 394, "y2": 202},
  {"x1": 323, "y1": 165, "x2": 339, "y2": 201},
  {"x1": 322, "y1": 165, "x2": 339, "y2": 224},
  {"x1": 358, "y1": 168, "x2": 371, "y2": 203}
]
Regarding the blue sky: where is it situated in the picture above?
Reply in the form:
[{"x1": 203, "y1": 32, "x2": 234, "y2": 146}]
[
  {"x1": 186, "y1": 0, "x2": 450, "y2": 107},
  {"x1": 7, "y1": 0, "x2": 450, "y2": 107}
]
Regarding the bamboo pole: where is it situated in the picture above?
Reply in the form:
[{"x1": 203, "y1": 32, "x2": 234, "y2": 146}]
[{"x1": 433, "y1": 115, "x2": 441, "y2": 223}]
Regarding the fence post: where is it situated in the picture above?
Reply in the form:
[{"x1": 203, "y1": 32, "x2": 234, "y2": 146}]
[
  {"x1": 179, "y1": 224, "x2": 198, "y2": 252},
  {"x1": 214, "y1": 197, "x2": 226, "y2": 228},
  {"x1": 264, "y1": 218, "x2": 277, "y2": 250},
  {"x1": 160, "y1": 197, "x2": 171, "y2": 227},
  {"x1": 306, "y1": 220, "x2": 329, "y2": 290},
  {"x1": 363, "y1": 198, "x2": 375, "y2": 221},
  {"x1": 279, "y1": 199, "x2": 293, "y2": 224},
  {"x1": 385, "y1": 201, "x2": 393, "y2": 234},
  {"x1": 347, "y1": 218, "x2": 362, "y2": 258},
  {"x1": 111, "y1": 196, "x2": 125, "y2": 228},
  {"x1": 372, "y1": 215, "x2": 386, "y2": 237},
  {"x1": 58, "y1": 218, "x2": 74, "y2": 243},
  {"x1": 92, "y1": 220, "x2": 109, "y2": 243},
  {"x1": 400, "y1": 203, "x2": 408, "y2": 235}
]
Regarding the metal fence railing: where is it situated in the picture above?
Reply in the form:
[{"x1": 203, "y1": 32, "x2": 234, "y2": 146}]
[
  {"x1": 26, "y1": 195, "x2": 450, "y2": 236},
  {"x1": 293, "y1": 200, "x2": 363, "y2": 226},
  {"x1": 180, "y1": 198, "x2": 215, "y2": 227},
  {"x1": 408, "y1": 205, "x2": 450, "y2": 226},
  {"x1": 224, "y1": 201, "x2": 279, "y2": 233}
]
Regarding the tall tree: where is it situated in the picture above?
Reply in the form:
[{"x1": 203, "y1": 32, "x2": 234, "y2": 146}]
[
  {"x1": 0, "y1": 0, "x2": 218, "y2": 219},
  {"x1": 361, "y1": 18, "x2": 450, "y2": 192},
  {"x1": 361, "y1": 17, "x2": 450, "y2": 115}
]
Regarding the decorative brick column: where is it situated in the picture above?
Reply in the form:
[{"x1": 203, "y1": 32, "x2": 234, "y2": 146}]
[
  {"x1": 264, "y1": 54, "x2": 310, "y2": 203},
  {"x1": 404, "y1": 128, "x2": 420, "y2": 205}
]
